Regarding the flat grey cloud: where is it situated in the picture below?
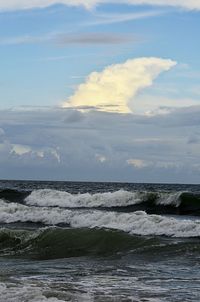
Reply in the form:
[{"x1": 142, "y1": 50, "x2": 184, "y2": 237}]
[
  {"x1": 56, "y1": 33, "x2": 136, "y2": 45},
  {"x1": 0, "y1": 30, "x2": 136, "y2": 46}
]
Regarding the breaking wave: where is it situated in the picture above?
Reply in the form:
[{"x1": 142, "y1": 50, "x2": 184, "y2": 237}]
[
  {"x1": 25, "y1": 189, "x2": 141, "y2": 208},
  {"x1": 1, "y1": 199, "x2": 200, "y2": 238},
  {"x1": 24, "y1": 189, "x2": 200, "y2": 215},
  {"x1": 1, "y1": 188, "x2": 200, "y2": 215}
]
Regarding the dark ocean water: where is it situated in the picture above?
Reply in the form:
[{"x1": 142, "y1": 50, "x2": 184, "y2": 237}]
[{"x1": 0, "y1": 180, "x2": 200, "y2": 302}]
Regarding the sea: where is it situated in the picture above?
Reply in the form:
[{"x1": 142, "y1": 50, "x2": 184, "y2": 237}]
[{"x1": 0, "y1": 180, "x2": 200, "y2": 302}]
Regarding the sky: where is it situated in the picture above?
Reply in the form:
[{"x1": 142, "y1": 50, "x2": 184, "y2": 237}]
[{"x1": 0, "y1": 0, "x2": 200, "y2": 183}]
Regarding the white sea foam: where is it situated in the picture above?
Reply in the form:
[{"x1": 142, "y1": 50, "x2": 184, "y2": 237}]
[
  {"x1": 25, "y1": 189, "x2": 141, "y2": 208},
  {"x1": 0, "y1": 279, "x2": 163, "y2": 302},
  {"x1": 1, "y1": 199, "x2": 200, "y2": 237},
  {"x1": 25, "y1": 189, "x2": 185, "y2": 209},
  {"x1": 156, "y1": 192, "x2": 182, "y2": 207},
  {"x1": 0, "y1": 282, "x2": 65, "y2": 302},
  {"x1": 0, "y1": 199, "x2": 72, "y2": 225}
]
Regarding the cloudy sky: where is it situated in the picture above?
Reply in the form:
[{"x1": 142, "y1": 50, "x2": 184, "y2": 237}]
[{"x1": 0, "y1": 0, "x2": 200, "y2": 183}]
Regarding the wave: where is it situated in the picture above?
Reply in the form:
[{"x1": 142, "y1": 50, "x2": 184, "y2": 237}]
[
  {"x1": 25, "y1": 189, "x2": 142, "y2": 208},
  {"x1": 1, "y1": 226, "x2": 200, "y2": 260},
  {"x1": 24, "y1": 189, "x2": 200, "y2": 215},
  {"x1": 1, "y1": 199, "x2": 200, "y2": 238},
  {"x1": 0, "y1": 189, "x2": 29, "y2": 203},
  {"x1": 1, "y1": 188, "x2": 200, "y2": 216},
  {"x1": 0, "y1": 227, "x2": 153, "y2": 259}
]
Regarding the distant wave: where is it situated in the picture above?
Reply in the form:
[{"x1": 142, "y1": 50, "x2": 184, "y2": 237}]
[
  {"x1": 1, "y1": 199, "x2": 200, "y2": 238},
  {"x1": 25, "y1": 189, "x2": 141, "y2": 208},
  {"x1": 24, "y1": 189, "x2": 200, "y2": 216}
]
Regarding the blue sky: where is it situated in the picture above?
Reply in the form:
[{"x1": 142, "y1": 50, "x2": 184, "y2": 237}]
[
  {"x1": 0, "y1": 1, "x2": 200, "y2": 182},
  {"x1": 1, "y1": 2, "x2": 200, "y2": 108}
]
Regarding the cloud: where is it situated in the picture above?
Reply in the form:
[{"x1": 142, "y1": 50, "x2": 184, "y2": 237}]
[
  {"x1": 0, "y1": 128, "x2": 5, "y2": 136},
  {"x1": 126, "y1": 158, "x2": 182, "y2": 170},
  {"x1": 1, "y1": 106, "x2": 200, "y2": 182},
  {"x1": 88, "y1": 10, "x2": 163, "y2": 26},
  {"x1": 119, "y1": 0, "x2": 200, "y2": 11},
  {"x1": 95, "y1": 153, "x2": 107, "y2": 163},
  {"x1": 0, "y1": 32, "x2": 136, "y2": 46},
  {"x1": 0, "y1": 34, "x2": 49, "y2": 46},
  {"x1": 63, "y1": 57, "x2": 176, "y2": 113},
  {"x1": 133, "y1": 95, "x2": 200, "y2": 115},
  {"x1": 0, "y1": 0, "x2": 200, "y2": 12},
  {"x1": 56, "y1": 33, "x2": 135, "y2": 45},
  {"x1": 127, "y1": 158, "x2": 151, "y2": 169}
]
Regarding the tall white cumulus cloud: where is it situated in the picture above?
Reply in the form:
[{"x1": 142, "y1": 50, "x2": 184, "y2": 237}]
[
  {"x1": 0, "y1": 0, "x2": 200, "y2": 11},
  {"x1": 63, "y1": 57, "x2": 176, "y2": 113}
]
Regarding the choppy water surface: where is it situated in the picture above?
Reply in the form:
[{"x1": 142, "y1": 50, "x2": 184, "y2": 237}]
[{"x1": 0, "y1": 180, "x2": 200, "y2": 301}]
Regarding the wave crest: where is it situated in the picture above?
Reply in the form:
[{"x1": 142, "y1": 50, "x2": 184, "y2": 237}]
[
  {"x1": 24, "y1": 189, "x2": 200, "y2": 215},
  {"x1": 25, "y1": 189, "x2": 141, "y2": 208},
  {"x1": 1, "y1": 199, "x2": 200, "y2": 238}
]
